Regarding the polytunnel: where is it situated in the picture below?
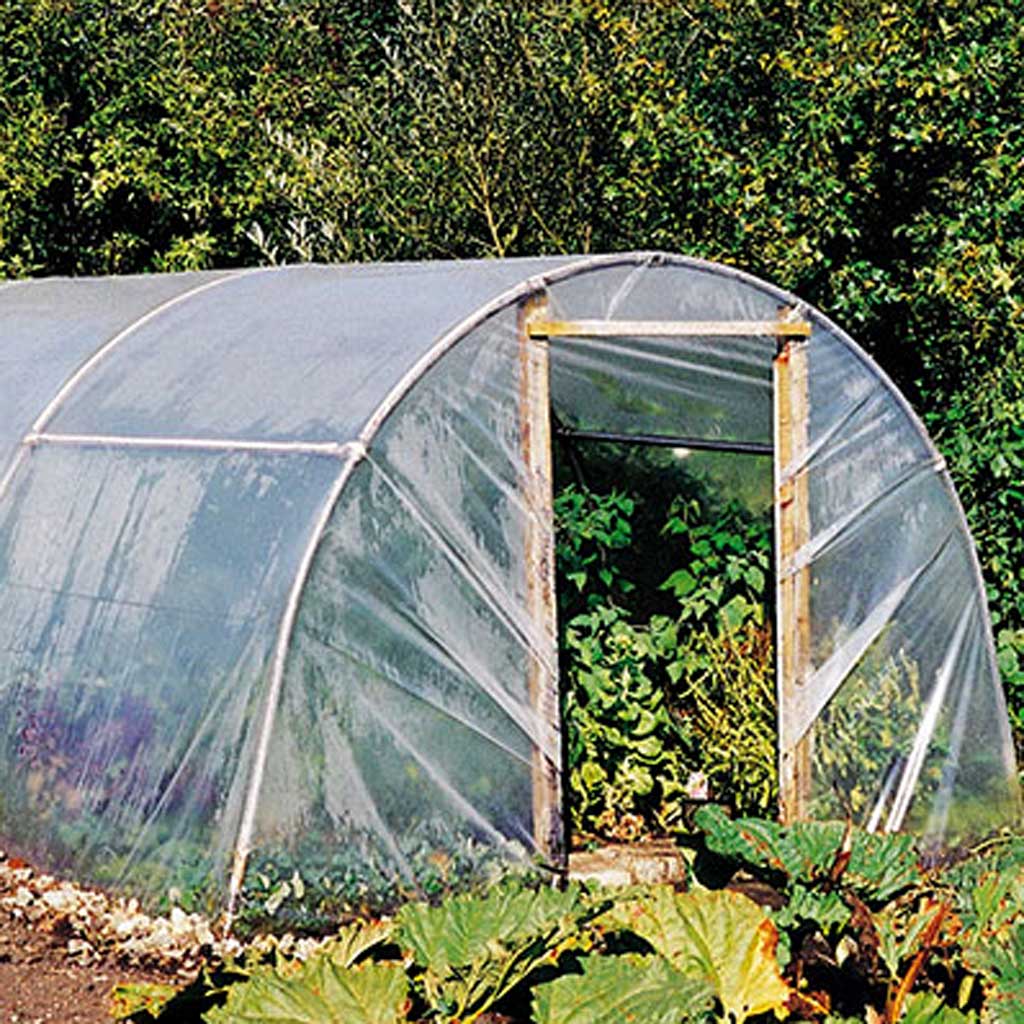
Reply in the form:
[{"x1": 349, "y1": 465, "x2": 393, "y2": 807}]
[{"x1": 0, "y1": 253, "x2": 1018, "y2": 919}]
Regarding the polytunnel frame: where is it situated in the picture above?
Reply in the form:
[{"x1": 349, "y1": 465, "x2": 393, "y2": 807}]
[
  {"x1": 0, "y1": 252, "x2": 1006, "y2": 923},
  {"x1": 227, "y1": 251, "x2": 1004, "y2": 919}
]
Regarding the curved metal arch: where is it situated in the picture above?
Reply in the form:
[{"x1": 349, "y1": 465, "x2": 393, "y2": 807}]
[
  {"x1": 370, "y1": 248, "x2": 1015, "y2": 830},
  {"x1": 223, "y1": 250, "x2": 1013, "y2": 923},
  {"x1": 756, "y1": 275, "x2": 1018, "y2": 831},
  {"x1": 225, "y1": 254, "x2": 643, "y2": 921},
  {"x1": 0, "y1": 269, "x2": 263, "y2": 503}
]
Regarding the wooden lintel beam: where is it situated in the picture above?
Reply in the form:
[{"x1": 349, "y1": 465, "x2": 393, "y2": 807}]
[{"x1": 526, "y1": 319, "x2": 812, "y2": 340}]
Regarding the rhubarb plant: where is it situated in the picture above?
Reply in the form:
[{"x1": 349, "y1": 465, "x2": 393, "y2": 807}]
[{"x1": 395, "y1": 883, "x2": 600, "y2": 1021}]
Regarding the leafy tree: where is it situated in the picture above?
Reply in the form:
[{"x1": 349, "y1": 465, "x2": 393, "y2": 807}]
[{"x1": 1, "y1": 0, "x2": 1022, "y2": 744}]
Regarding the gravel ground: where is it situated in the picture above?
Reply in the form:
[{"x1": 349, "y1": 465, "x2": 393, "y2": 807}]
[
  {"x1": 0, "y1": 909, "x2": 172, "y2": 1023},
  {"x1": 0, "y1": 852, "x2": 217, "y2": 1024}
]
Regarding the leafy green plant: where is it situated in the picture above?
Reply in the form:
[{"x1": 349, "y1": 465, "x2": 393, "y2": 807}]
[
  {"x1": 602, "y1": 885, "x2": 791, "y2": 1024},
  {"x1": 661, "y1": 621, "x2": 777, "y2": 817},
  {"x1": 695, "y1": 806, "x2": 920, "y2": 905},
  {"x1": 111, "y1": 982, "x2": 181, "y2": 1021},
  {"x1": 810, "y1": 649, "x2": 946, "y2": 825},
  {"x1": 963, "y1": 921, "x2": 1024, "y2": 1023},
  {"x1": 562, "y1": 605, "x2": 695, "y2": 839},
  {"x1": 899, "y1": 991, "x2": 975, "y2": 1024},
  {"x1": 660, "y1": 498, "x2": 771, "y2": 632},
  {"x1": 395, "y1": 882, "x2": 601, "y2": 1021},
  {"x1": 556, "y1": 477, "x2": 776, "y2": 841},
  {"x1": 532, "y1": 953, "x2": 714, "y2": 1024},
  {"x1": 110, "y1": 816, "x2": 1024, "y2": 1024},
  {"x1": 694, "y1": 804, "x2": 929, "y2": 1012},
  {"x1": 235, "y1": 820, "x2": 523, "y2": 936},
  {"x1": 553, "y1": 485, "x2": 636, "y2": 613},
  {"x1": 205, "y1": 959, "x2": 410, "y2": 1024}
]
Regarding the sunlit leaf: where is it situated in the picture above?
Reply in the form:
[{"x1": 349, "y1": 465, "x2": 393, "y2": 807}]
[
  {"x1": 111, "y1": 982, "x2": 179, "y2": 1020},
  {"x1": 607, "y1": 886, "x2": 790, "y2": 1023},
  {"x1": 899, "y1": 990, "x2": 974, "y2": 1024},
  {"x1": 204, "y1": 960, "x2": 409, "y2": 1024},
  {"x1": 532, "y1": 953, "x2": 713, "y2": 1024}
]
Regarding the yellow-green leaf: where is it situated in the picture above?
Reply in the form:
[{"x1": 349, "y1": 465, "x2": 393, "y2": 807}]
[
  {"x1": 111, "y1": 981, "x2": 179, "y2": 1020},
  {"x1": 608, "y1": 886, "x2": 790, "y2": 1023},
  {"x1": 204, "y1": 960, "x2": 409, "y2": 1024},
  {"x1": 532, "y1": 953, "x2": 713, "y2": 1024}
]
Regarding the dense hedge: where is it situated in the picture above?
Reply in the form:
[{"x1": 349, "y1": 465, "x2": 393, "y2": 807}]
[{"x1": 2, "y1": 0, "x2": 1022, "y2": 740}]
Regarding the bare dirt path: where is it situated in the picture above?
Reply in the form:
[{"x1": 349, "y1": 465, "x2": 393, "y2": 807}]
[
  {"x1": 0, "y1": 909, "x2": 171, "y2": 1023},
  {"x1": 0, "y1": 853, "x2": 214, "y2": 1024}
]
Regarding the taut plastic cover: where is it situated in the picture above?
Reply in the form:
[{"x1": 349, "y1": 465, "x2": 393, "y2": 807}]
[{"x1": 0, "y1": 254, "x2": 1017, "y2": 918}]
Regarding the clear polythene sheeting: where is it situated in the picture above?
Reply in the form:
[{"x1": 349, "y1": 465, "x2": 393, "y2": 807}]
[
  {"x1": 539, "y1": 256, "x2": 1017, "y2": 839},
  {"x1": 43, "y1": 260, "x2": 565, "y2": 445},
  {"x1": 0, "y1": 272, "x2": 230, "y2": 480},
  {"x1": 246, "y1": 305, "x2": 550, "y2": 910},
  {"x1": 0, "y1": 445, "x2": 339, "y2": 902},
  {"x1": 0, "y1": 253, "x2": 1018, "y2": 920},
  {"x1": 788, "y1": 323, "x2": 1020, "y2": 840},
  {"x1": 544, "y1": 260, "x2": 776, "y2": 446}
]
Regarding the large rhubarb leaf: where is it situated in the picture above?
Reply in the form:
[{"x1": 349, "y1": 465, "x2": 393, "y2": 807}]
[
  {"x1": 773, "y1": 882, "x2": 851, "y2": 939},
  {"x1": 396, "y1": 883, "x2": 598, "y2": 1020},
  {"x1": 964, "y1": 919, "x2": 1024, "y2": 1024},
  {"x1": 532, "y1": 954, "x2": 714, "y2": 1024},
  {"x1": 203, "y1": 959, "x2": 409, "y2": 1024},
  {"x1": 607, "y1": 886, "x2": 790, "y2": 1023},
  {"x1": 320, "y1": 919, "x2": 394, "y2": 969},
  {"x1": 899, "y1": 991, "x2": 975, "y2": 1024},
  {"x1": 695, "y1": 805, "x2": 919, "y2": 902},
  {"x1": 111, "y1": 982, "x2": 180, "y2": 1020},
  {"x1": 876, "y1": 898, "x2": 957, "y2": 978},
  {"x1": 397, "y1": 883, "x2": 591, "y2": 972}
]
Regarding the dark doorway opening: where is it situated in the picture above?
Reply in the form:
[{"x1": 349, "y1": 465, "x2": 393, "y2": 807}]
[{"x1": 551, "y1": 434, "x2": 777, "y2": 853}]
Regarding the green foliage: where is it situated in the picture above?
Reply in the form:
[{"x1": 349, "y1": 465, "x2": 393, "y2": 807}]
[
  {"x1": 562, "y1": 604, "x2": 695, "y2": 839},
  {"x1": 314, "y1": 919, "x2": 396, "y2": 971},
  {"x1": 604, "y1": 886, "x2": 791, "y2": 1024},
  {"x1": 5, "y1": 0, "x2": 1020, "y2": 743},
  {"x1": 395, "y1": 883, "x2": 599, "y2": 1021},
  {"x1": 111, "y1": 981, "x2": 180, "y2": 1021},
  {"x1": 204, "y1": 959, "x2": 409, "y2": 1024},
  {"x1": 234, "y1": 821, "x2": 521, "y2": 936},
  {"x1": 665, "y1": 622, "x2": 778, "y2": 818},
  {"x1": 553, "y1": 485, "x2": 635, "y2": 612},
  {"x1": 900, "y1": 991, "x2": 976, "y2": 1024},
  {"x1": 963, "y1": 921, "x2": 1024, "y2": 1023},
  {"x1": 659, "y1": 498, "x2": 771, "y2": 632},
  {"x1": 810, "y1": 650, "x2": 931, "y2": 822},
  {"x1": 696, "y1": 805, "x2": 920, "y2": 903},
  {"x1": 556, "y1": 478, "x2": 776, "y2": 840},
  {"x1": 112, "y1": 816, "x2": 1024, "y2": 1024},
  {"x1": 532, "y1": 953, "x2": 714, "y2": 1024},
  {"x1": 695, "y1": 805, "x2": 926, "y2": 985}
]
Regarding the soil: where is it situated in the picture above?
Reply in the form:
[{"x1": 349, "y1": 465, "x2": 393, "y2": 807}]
[
  {"x1": 0, "y1": 910, "x2": 174, "y2": 1024},
  {"x1": 0, "y1": 851, "x2": 219, "y2": 1024}
]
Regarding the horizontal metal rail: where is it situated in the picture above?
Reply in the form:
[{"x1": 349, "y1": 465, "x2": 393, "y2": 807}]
[
  {"x1": 527, "y1": 319, "x2": 812, "y2": 339},
  {"x1": 24, "y1": 431, "x2": 353, "y2": 458},
  {"x1": 554, "y1": 426, "x2": 772, "y2": 456}
]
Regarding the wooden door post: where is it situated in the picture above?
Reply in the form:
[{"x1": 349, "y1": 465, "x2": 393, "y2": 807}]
[
  {"x1": 775, "y1": 310, "x2": 812, "y2": 822},
  {"x1": 518, "y1": 293, "x2": 564, "y2": 866}
]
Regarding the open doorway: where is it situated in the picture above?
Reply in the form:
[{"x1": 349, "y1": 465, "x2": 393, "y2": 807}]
[{"x1": 551, "y1": 435, "x2": 776, "y2": 852}]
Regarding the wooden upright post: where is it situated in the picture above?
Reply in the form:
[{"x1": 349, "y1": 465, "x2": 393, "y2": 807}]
[
  {"x1": 775, "y1": 310, "x2": 812, "y2": 823},
  {"x1": 518, "y1": 292, "x2": 564, "y2": 866}
]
